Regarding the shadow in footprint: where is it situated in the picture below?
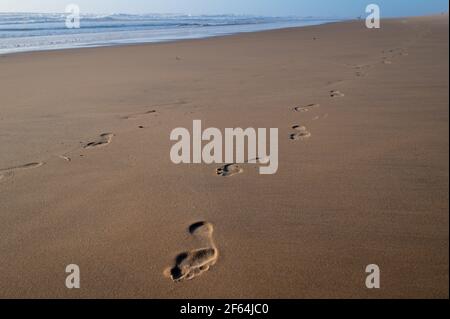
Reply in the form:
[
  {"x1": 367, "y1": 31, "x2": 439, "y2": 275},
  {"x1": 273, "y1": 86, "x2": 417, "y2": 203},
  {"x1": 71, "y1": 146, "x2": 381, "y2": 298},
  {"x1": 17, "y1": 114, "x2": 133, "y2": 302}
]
[
  {"x1": 290, "y1": 125, "x2": 311, "y2": 140},
  {"x1": 293, "y1": 104, "x2": 320, "y2": 112},
  {"x1": 216, "y1": 163, "x2": 243, "y2": 177},
  {"x1": 290, "y1": 131, "x2": 311, "y2": 140},
  {"x1": 189, "y1": 221, "x2": 210, "y2": 234},
  {"x1": 330, "y1": 90, "x2": 345, "y2": 98}
]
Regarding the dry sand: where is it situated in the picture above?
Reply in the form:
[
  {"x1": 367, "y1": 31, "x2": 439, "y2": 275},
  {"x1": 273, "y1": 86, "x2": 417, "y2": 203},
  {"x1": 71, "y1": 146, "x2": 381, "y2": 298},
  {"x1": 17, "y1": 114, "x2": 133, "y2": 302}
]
[{"x1": 0, "y1": 15, "x2": 448, "y2": 298}]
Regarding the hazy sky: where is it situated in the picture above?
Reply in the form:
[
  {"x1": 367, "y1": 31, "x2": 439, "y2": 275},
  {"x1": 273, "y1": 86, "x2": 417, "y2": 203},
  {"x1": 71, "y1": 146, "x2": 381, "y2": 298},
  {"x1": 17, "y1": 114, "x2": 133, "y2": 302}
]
[{"x1": 0, "y1": 0, "x2": 448, "y2": 17}]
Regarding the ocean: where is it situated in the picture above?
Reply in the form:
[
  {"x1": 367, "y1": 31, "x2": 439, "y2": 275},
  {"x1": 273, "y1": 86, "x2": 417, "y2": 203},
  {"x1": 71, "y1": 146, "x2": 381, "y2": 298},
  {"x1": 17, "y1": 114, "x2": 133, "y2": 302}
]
[{"x1": 0, "y1": 13, "x2": 340, "y2": 54}]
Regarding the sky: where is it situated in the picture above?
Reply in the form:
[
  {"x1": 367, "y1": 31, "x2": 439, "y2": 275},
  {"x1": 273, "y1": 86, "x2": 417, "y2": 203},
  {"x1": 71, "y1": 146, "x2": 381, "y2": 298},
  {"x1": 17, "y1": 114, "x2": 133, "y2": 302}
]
[{"x1": 0, "y1": 0, "x2": 448, "y2": 17}]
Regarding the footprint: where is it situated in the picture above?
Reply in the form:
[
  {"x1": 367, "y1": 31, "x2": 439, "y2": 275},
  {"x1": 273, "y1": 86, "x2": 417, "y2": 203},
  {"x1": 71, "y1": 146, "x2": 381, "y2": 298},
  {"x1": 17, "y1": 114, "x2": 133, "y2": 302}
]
[
  {"x1": 290, "y1": 125, "x2": 311, "y2": 140},
  {"x1": 59, "y1": 155, "x2": 71, "y2": 162},
  {"x1": 354, "y1": 64, "x2": 371, "y2": 69},
  {"x1": 386, "y1": 48, "x2": 408, "y2": 57},
  {"x1": 330, "y1": 90, "x2": 345, "y2": 98},
  {"x1": 215, "y1": 157, "x2": 267, "y2": 177},
  {"x1": 353, "y1": 64, "x2": 371, "y2": 77},
  {"x1": 216, "y1": 163, "x2": 243, "y2": 177},
  {"x1": 121, "y1": 110, "x2": 156, "y2": 120},
  {"x1": 165, "y1": 222, "x2": 218, "y2": 282},
  {"x1": 83, "y1": 133, "x2": 114, "y2": 149},
  {"x1": 0, "y1": 162, "x2": 44, "y2": 181},
  {"x1": 293, "y1": 103, "x2": 320, "y2": 112},
  {"x1": 292, "y1": 125, "x2": 307, "y2": 131},
  {"x1": 290, "y1": 131, "x2": 311, "y2": 140},
  {"x1": 312, "y1": 113, "x2": 329, "y2": 121},
  {"x1": 0, "y1": 162, "x2": 44, "y2": 173}
]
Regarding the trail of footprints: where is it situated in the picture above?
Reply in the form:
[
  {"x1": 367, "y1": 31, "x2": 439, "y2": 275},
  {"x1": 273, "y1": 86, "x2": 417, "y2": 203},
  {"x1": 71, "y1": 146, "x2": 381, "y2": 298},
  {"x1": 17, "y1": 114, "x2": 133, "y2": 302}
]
[
  {"x1": 1, "y1": 106, "x2": 162, "y2": 182},
  {"x1": 289, "y1": 102, "x2": 326, "y2": 143},
  {"x1": 2, "y1": 47, "x2": 408, "y2": 184},
  {"x1": 352, "y1": 47, "x2": 409, "y2": 76},
  {"x1": 287, "y1": 45, "x2": 409, "y2": 149},
  {"x1": 214, "y1": 99, "x2": 331, "y2": 177},
  {"x1": 1, "y1": 44, "x2": 414, "y2": 288},
  {"x1": 290, "y1": 46, "x2": 410, "y2": 146},
  {"x1": 214, "y1": 100, "x2": 329, "y2": 177},
  {"x1": 0, "y1": 133, "x2": 116, "y2": 182},
  {"x1": 165, "y1": 221, "x2": 218, "y2": 282}
]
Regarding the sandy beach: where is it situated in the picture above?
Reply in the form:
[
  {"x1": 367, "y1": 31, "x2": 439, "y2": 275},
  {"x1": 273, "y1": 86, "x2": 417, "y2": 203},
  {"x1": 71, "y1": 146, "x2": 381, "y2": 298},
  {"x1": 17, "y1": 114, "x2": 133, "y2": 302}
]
[{"x1": 0, "y1": 15, "x2": 448, "y2": 298}]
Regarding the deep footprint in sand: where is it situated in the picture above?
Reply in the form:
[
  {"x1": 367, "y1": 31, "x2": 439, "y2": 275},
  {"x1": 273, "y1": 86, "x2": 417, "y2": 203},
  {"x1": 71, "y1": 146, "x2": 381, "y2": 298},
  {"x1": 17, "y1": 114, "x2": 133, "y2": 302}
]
[
  {"x1": 83, "y1": 133, "x2": 114, "y2": 149},
  {"x1": 293, "y1": 103, "x2": 320, "y2": 112},
  {"x1": 290, "y1": 125, "x2": 311, "y2": 140},
  {"x1": 216, "y1": 163, "x2": 243, "y2": 177},
  {"x1": 330, "y1": 90, "x2": 345, "y2": 98},
  {"x1": 165, "y1": 222, "x2": 218, "y2": 282}
]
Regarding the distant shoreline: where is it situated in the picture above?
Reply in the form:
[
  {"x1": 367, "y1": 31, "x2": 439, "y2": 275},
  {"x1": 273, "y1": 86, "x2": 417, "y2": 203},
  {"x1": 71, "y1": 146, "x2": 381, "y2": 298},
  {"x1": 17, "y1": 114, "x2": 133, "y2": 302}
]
[
  {"x1": 2, "y1": 12, "x2": 446, "y2": 56},
  {"x1": 0, "y1": 14, "x2": 342, "y2": 55}
]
